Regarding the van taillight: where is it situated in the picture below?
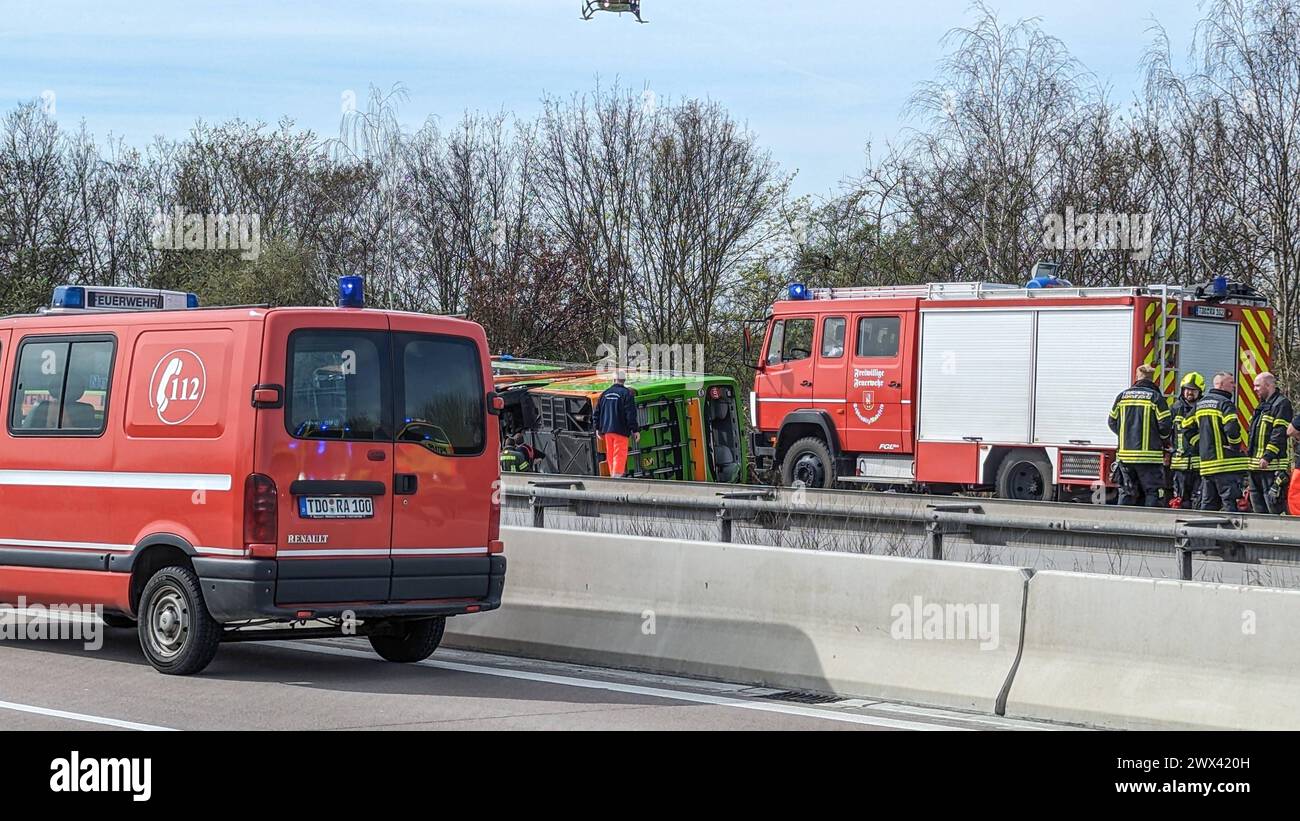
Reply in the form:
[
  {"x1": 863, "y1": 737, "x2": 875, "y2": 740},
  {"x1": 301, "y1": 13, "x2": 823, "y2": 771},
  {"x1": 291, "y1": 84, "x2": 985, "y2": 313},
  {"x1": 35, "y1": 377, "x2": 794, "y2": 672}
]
[{"x1": 244, "y1": 473, "x2": 278, "y2": 546}]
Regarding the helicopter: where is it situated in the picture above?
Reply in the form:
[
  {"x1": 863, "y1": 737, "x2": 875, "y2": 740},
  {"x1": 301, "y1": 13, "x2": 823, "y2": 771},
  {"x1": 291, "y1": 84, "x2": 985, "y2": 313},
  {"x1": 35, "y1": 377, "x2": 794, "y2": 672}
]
[{"x1": 581, "y1": 1, "x2": 647, "y2": 23}]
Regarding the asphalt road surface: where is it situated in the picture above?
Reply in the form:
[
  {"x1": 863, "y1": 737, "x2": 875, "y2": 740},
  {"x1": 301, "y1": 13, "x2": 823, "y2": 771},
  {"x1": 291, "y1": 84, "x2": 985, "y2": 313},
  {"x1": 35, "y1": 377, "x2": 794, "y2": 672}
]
[{"x1": 0, "y1": 621, "x2": 1064, "y2": 731}]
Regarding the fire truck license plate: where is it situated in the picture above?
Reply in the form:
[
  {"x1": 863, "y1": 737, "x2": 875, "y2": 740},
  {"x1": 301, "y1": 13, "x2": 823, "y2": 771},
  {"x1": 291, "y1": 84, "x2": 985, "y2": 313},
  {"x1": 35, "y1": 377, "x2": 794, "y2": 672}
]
[{"x1": 298, "y1": 496, "x2": 374, "y2": 519}]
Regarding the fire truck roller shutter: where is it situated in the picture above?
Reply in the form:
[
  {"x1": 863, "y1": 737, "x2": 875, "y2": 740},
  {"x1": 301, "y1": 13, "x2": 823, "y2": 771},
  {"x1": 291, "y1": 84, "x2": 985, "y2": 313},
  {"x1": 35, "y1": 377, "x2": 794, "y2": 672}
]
[
  {"x1": 917, "y1": 310, "x2": 1034, "y2": 443},
  {"x1": 1179, "y1": 319, "x2": 1239, "y2": 405},
  {"x1": 1033, "y1": 309, "x2": 1131, "y2": 446}
]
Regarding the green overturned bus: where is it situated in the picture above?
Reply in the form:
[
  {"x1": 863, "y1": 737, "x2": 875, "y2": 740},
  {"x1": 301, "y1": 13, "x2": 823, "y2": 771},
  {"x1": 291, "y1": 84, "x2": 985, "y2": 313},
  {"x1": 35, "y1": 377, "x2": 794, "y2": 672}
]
[{"x1": 494, "y1": 363, "x2": 749, "y2": 484}]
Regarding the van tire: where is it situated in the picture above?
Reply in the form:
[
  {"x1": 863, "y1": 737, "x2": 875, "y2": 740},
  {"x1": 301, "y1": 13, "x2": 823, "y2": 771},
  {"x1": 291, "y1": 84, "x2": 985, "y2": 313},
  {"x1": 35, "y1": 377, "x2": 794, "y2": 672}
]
[
  {"x1": 137, "y1": 565, "x2": 222, "y2": 676},
  {"x1": 780, "y1": 437, "x2": 836, "y2": 489},
  {"x1": 368, "y1": 617, "x2": 446, "y2": 663},
  {"x1": 995, "y1": 449, "x2": 1054, "y2": 501}
]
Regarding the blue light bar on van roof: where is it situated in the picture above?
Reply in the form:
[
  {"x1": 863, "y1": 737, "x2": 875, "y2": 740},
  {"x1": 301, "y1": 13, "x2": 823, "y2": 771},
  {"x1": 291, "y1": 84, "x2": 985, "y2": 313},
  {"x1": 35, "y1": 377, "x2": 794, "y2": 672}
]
[
  {"x1": 339, "y1": 275, "x2": 365, "y2": 308},
  {"x1": 50, "y1": 285, "x2": 194, "y2": 311},
  {"x1": 787, "y1": 283, "x2": 811, "y2": 300},
  {"x1": 52, "y1": 286, "x2": 85, "y2": 309}
]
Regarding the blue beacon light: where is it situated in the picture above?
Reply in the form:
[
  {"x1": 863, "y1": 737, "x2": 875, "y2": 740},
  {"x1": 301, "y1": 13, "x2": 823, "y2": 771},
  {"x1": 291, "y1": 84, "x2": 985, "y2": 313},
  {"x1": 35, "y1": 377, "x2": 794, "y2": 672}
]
[
  {"x1": 51, "y1": 286, "x2": 86, "y2": 309},
  {"x1": 338, "y1": 275, "x2": 366, "y2": 308}
]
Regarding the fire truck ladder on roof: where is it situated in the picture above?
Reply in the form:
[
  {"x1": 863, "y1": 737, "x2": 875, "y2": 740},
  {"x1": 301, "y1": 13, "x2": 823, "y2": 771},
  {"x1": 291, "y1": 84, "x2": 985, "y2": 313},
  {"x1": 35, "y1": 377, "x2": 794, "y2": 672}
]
[{"x1": 807, "y1": 282, "x2": 1203, "y2": 302}]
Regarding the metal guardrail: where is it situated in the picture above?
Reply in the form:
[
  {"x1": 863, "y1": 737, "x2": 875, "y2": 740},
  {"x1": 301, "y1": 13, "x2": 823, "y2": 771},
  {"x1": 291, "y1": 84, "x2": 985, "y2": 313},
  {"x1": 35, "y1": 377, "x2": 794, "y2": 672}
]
[{"x1": 500, "y1": 474, "x2": 1300, "y2": 580}]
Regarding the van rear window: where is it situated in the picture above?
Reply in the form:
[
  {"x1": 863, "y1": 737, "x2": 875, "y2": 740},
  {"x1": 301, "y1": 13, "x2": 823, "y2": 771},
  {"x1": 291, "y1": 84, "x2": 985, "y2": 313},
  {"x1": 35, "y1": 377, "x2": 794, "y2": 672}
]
[
  {"x1": 286, "y1": 330, "x2": 391, "y2": 441},
  {"x1": 284, "y1": 329, "x2": 485, "y2": 453},
  {"x1": 395, "y1": 333, "x2": 485, "y2": 456}
]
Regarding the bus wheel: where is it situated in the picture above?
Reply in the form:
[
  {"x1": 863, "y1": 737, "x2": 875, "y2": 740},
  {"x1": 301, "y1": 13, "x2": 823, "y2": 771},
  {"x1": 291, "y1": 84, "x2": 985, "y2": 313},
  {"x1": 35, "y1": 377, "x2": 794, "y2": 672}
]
[
  {"x1": 137, "y1": 565, "x2": 222, "y2": 675},
  {"x1": 995, "y1": 449, "x2": 1054, "y2": 501},
  {"x1": 368, "y1": 617, "x2": 446, "y2": 663},
  {"x1": 780, "y1": 437, "x2": 835, "y2": 489}
]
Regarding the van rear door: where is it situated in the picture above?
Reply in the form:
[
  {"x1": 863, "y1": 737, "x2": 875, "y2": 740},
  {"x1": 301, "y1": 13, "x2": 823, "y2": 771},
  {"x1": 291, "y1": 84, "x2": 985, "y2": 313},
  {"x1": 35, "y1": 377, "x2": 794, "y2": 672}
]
[
  {"x1": 387, "y1": 314, "x2": 497, "y2": 601},
  {"x1": 257, "y1": 312, "x2": 395, "y2": 605}
]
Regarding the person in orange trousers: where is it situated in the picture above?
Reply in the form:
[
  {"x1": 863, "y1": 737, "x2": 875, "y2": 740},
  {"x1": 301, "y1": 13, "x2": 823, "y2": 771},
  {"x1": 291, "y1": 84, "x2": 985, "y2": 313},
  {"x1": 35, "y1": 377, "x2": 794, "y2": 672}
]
[{"x1": 595, "y1": 371, "x2": 640, "y2": 477}]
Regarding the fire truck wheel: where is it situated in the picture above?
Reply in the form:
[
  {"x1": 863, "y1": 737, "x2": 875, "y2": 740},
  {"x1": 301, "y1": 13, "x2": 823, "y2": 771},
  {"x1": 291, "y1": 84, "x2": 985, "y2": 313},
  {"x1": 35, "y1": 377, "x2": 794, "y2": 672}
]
[
  {"x1": 101, "y1": 613, "x2": 137, "y2": 629},
  {"x1": 780, "y1": 437, "x2": 836, "y2": 489},
  {"x1": 368, "y1": 617, "x2": 446, "y2": 663},
  {"x1": 137, "y1": 565, "x2": 222, "y2": 676},
  {"x1": 995, "y1": 449, "x2": 1055, "y2": 501}
]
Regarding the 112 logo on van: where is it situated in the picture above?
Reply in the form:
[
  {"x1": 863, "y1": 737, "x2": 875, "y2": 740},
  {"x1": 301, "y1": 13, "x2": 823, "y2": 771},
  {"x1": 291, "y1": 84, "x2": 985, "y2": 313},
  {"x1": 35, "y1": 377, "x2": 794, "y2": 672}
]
[{"x1": 148, "y1": 349, "x2": 208, "y2": 425}]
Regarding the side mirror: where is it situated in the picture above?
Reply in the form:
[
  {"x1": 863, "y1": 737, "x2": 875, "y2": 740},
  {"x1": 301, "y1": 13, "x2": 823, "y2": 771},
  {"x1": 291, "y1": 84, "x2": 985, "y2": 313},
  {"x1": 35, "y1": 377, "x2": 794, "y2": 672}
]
[{"x1": 487, "y1": 392, "x2": 505, "y2": 416}]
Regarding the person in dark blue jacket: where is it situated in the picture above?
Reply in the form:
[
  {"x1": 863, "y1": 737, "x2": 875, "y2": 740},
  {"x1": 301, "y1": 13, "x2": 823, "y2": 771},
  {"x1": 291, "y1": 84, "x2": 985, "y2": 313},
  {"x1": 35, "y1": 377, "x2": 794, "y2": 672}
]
[{"x1": 595, "y1": 371, "x2": 640, "y2": 477}]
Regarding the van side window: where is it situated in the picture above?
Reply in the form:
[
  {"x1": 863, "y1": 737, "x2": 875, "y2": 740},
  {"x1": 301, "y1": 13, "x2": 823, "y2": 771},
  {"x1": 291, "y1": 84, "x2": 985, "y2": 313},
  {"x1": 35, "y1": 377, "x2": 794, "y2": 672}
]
[
  {"x1": 395, "y1": 333, "x2": 485, "y2": 456},
  {"x1": 9, "y1": 338, "x2": 115, "y2": 435},
  {"x1": 821, "y1": 316, "x2": 846, "y2": 358},
  {"x1": 287, "y1": 330, "x2": 391, "y2": 441},
  {"x1": 856, "y1": 316, "x2": 901, "y2": 358}
]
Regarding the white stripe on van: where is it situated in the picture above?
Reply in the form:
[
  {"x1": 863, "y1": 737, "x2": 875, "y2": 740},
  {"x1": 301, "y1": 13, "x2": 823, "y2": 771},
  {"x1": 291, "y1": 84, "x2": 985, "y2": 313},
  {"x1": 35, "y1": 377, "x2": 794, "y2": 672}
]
[
  {"x1": 279, "y1": 547, "x2": 490, "y2": 558},
  {"x1": 194, "y1": 546, "x2": 247, "y2": 556},
  {"x1": 278, "y1": 548, "x2": 391, "y2": 558},
  {"x1": 0, "y1": 470, "x2": 232, "y2": 491},
  {"x1": 0, "y1": 538, "x2": 241, "y2": 556},
  {"x1": 0, "y1": 538, "x2": 133, "y2": 553},
  {"x1": 391, "y1": 547, "x2": 490, "y2": 556}
]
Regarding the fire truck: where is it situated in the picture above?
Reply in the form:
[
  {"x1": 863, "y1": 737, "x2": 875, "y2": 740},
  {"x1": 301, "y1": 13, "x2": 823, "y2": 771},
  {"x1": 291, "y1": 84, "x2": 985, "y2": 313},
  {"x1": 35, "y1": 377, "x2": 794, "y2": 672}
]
[{"x1": 748, "y1": 270, "x2": 1274, "y2": 500}]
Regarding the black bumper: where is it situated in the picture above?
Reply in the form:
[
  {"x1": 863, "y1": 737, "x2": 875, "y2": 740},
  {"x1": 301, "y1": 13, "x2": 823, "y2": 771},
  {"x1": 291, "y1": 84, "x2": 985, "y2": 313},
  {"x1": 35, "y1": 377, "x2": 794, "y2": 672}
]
[{"x1": 195, "y1": 554, "x2": 507, "y2": 623}]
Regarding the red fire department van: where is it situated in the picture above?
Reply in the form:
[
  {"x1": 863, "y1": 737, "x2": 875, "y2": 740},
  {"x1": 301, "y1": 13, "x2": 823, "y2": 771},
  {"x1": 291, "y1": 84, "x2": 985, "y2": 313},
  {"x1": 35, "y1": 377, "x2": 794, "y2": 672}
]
[
  {"x1": 0, "y1": 280, "x2": 505, "y2": 674},
  {"x1": 750, "y1": 271, "x2": 1274, "y2": 500}
]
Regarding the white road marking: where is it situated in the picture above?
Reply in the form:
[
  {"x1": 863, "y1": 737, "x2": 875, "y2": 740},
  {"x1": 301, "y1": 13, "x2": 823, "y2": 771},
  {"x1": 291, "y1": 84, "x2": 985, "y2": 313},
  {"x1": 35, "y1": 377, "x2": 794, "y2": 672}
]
[
  {"x1": 271, "y1": 641, "x2": 969, "y2": 731},
  {"x1": 0, "y1": 700, "x2": 175, "y2": 731}
]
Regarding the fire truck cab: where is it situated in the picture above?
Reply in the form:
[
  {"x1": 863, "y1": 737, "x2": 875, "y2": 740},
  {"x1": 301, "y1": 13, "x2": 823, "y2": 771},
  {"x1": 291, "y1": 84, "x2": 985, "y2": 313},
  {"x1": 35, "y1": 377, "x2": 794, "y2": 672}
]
[
  {"x1": 750, "y1": 275, "x2": 1273, "y2": 500},
  {"x1": 0, "y1": 281, "x2": 505, "y2": 674}
]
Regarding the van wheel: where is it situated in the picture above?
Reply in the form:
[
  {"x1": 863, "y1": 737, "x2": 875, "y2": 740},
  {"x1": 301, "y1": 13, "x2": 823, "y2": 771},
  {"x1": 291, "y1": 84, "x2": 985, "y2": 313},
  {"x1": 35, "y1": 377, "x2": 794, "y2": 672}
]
[
  {"x1": 995, "y1": 449, "x2": 1054, "y2": 501},
  {"x1": 137, "y1": 565, "x2": 222, "y2": 675},
  {"x1": 101, "y1": 613, "x2": 137, "y2": 629},
  {"x1": 780, "y1": 437, "x2": 835, "y2": 489},
  {"x1": 368, "y1": 617, "x2": 446, "y2": 663}
]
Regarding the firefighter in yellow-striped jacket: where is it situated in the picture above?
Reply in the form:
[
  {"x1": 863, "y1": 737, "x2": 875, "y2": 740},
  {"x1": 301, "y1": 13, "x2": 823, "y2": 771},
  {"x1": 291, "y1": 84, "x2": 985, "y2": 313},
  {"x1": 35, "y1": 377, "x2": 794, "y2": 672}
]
[
  {"x1": 1247, "y1": 372, "x2": 1293, "y2": 514},
  {"x1": 1169, "y1": 371, "x2": 1204, "y2": 509},
  {"x1": 1108, "y1": 364, "x2": 1172, "y2": 507},
  {"x1": 1183, "y1": 371, "x2": 1250, "y2": 511}
]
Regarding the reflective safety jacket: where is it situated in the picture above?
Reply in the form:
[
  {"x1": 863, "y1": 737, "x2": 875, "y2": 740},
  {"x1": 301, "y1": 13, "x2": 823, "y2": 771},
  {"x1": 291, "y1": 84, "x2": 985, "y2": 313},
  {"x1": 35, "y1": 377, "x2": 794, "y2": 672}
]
[
  {"x1": 1169, "y1": 394, "x2": 1201, "y2": 471},
  {"x1": 1183, "y1": 388, "x2": 1249, "y2": 475},
  {"x1": 1248, "y1": 390, "x2": 1294, "y2": 471},
  {"x1": 1107, "y1": 379, "x2": 1172, "y2": 464}
]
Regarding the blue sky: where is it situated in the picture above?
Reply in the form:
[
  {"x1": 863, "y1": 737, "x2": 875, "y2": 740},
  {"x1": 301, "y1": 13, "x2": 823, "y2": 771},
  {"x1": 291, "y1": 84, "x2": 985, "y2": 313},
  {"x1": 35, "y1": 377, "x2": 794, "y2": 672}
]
[{"x1": 2, "y1": 0, "x2": 1202, "y2": 196}]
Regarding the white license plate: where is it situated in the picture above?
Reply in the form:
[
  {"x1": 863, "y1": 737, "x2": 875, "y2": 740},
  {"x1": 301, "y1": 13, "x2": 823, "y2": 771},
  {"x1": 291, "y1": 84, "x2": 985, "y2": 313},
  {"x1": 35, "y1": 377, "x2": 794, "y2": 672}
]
[{"x1": 298, "y1": 496, "x2": 374, "y2": 519}]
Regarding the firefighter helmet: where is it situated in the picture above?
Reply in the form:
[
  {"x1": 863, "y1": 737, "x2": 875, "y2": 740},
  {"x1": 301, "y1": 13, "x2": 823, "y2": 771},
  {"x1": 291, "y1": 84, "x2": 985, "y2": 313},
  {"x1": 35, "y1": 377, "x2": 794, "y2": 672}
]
[{"x1": 1181, "y1": 371, "x2": 1205, "y2": 392}]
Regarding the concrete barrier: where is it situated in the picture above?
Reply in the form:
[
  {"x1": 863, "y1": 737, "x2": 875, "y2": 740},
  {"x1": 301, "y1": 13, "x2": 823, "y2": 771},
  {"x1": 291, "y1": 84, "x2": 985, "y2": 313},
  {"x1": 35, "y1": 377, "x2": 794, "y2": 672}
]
[
  {"x1": 446, "y1": 526, "x2": 1030, "y2": 713},
  {"x1": 1006, "y1": 571, "x2": 1300, "y2": 730}
]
